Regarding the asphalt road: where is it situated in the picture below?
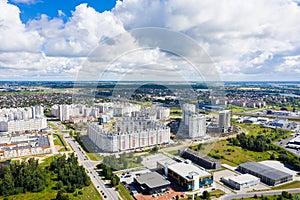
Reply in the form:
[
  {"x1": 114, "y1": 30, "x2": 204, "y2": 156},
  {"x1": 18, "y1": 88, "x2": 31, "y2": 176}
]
[
  {"x1": 64, "y1": 134, "x2": 118, "y2": 200},
  {"x1": 221, "y1": 188, "x2": 300, "y2": 200}
]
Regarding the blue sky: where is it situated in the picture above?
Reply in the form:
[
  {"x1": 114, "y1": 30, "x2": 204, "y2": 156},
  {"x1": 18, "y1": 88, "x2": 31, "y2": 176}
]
[
  {"x1": 1, "y1": 0, "x2": 300, "y2": 81},
  {"x1": 8, "y1": 0, "x2": 118, "y2": 23}
]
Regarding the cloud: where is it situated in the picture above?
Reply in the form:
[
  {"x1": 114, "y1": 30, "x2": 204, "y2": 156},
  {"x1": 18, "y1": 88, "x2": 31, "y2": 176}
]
[
  {"x1": 113, "y1": 0, "x2": 300, "y2": 79},
  {"x1": 10, "y1": 0, "x2": 40, "y2": 4},
  {"x1": 1, "y1": 0, "x2": 300, "y2": 80},
  {"x1": 0, "y1": 0, "x2": 43, "y2": 52},
  {"x1": 28, "y1": 3, "x2": 125, "y2": 57}
]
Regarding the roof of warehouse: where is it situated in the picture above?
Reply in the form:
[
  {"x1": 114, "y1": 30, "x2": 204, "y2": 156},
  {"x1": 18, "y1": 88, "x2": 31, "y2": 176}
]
[
  {"x1": 135, "y1": 172, "x2": 170, "y2": 189},
  {"x1": 239, "y1": 162, "x2": 292, "y2": 181}
]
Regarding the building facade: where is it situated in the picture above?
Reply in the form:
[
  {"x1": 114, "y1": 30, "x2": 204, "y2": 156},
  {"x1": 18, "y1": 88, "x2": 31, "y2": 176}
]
[
  {"x1": 181, "y1": 148, "x2": 221, "y2": 169},
  {"x1": 0, "y1": 106, "x2": 47, "y2": 133},
  {"x1": 219, "y1": 110, "x2": 231, "y2": 133},
  {"x1": 221, "y1": 174, "x2": 260, "y2": 190},
  {"x1": 158, "y1": 160, "x2": 213, "y2": 191},
  {"x1": 88, "y1": 118, "x2": 170, "y2": 152}
]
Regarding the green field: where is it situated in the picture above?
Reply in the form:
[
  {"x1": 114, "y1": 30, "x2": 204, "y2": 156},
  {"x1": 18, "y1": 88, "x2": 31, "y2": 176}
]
[
  {"x1": 170, "y1": 108, "x2": 182, "y2": 117},
  {"x1": 117, "y1": 183, "x2": 134, "y2": 200},
  {"x1": 0, "y1": 184, "x2": 102, "y2": 200},
  {"x1": 209, "y1": 189, "x2": 226, "y2": 198},
  {"x1": 86, "y1": 153, "x2": 103, "y2": 161},
  {"x1": 192, "y1": 140, "x2": 272, "y2": 166},
  {"x1": 53, "y1": 134, "x2": 68, "y2": 151},
  {"x1": 233, "y1": 193, "x2": 300, "y2": 200},
  {"x1": 189, "y1": 123, "x2": 294, "y2": 167},
  {"x1": 272, "y1": 181, "x2": 300, "y2": 190}
]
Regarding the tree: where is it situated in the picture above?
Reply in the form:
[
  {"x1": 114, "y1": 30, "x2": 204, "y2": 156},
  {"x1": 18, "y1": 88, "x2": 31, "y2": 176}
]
[
  {"x1": 202, "y1": 191, "x2": 210, "y2": 199},
  {"x1": 281, "y1": 191, "x2": 289, "y2": 198},
  {"x1": 136, "y1": 156, "x2": 143, "y2": 163},
  {"x1": 56, "y1": 190, "x2": 69, "y2": 200},
  {"x1": 270, "y1": 153, "x2": 276, "y2": 160},
  {"x1": 128, "y1": 152, "x2": 134, "y2": 158},
  {"x1": 150, "y1": 146, "x2": 159, "y2": 154},
  {"x1": 123, "y1": 160, "x2": 128, "y2": 169}
]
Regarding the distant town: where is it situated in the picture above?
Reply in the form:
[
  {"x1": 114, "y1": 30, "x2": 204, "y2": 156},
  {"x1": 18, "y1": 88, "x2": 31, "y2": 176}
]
[{"x1": 0, "y1": 81, "x2": 300, "y2": 200}]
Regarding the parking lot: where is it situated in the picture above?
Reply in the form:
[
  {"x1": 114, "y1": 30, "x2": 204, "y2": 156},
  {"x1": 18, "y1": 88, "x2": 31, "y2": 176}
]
[{"x1": 142, "y1": 153, "x2": 176, "y2": 169}]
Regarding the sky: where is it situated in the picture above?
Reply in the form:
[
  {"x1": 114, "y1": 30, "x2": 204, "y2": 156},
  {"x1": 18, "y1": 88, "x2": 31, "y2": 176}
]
[{"x1": 1, "y1": 0, "x2": 300, "y2": 81}]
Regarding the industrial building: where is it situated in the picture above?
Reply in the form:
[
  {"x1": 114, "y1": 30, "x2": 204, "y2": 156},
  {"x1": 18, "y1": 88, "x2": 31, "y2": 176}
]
[
  {"x1": 181, "y1": 148, "x2": 221, "y2": 169},
  {"x1": 286, "y1": 135, "x2": 300, "y2": 149},
  {"x1": 238, "y1": 162, "x2": 293, "y2": 186},
  {"x1": 133, "y1": 172, "x2": 170, "y2": 194},
  {"x1": 158, "y1": 160, "x2": 213, "y2": 191},
  {"x1": 268, "y1": 118, "x2": 288, "y2": 128},
  {"x1": 221, "y1": 174, "x2": 260, "y2": 190}
]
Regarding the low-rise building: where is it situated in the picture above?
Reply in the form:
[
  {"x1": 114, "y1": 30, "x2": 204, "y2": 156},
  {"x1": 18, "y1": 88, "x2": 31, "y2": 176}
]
[
  {"x1": 221, "y1": 174, "x2": 260, "y2": 190},
  {"x1": 238, "y1": 162, "x2": 292, "y2": 186},
  {"x1": 133, "y1": 172, "x2": 170, "y2": 194},
  {"x1": 159, "y1": 160, "x2": 213, "y2": 191},
  {"x1": 181, "y1": 148, "x2": 221, "y2": 169}
]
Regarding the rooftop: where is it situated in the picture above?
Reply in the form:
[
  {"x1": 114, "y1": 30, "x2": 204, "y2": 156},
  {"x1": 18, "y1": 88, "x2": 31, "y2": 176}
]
[
  {"x1": 239, "y1": 162, "x2": 292, "y2": 181},
  {"x1": 227, "y1": 174, "x2": 260, "y2": 184},
  {"x1": 168, "y1": 161, "x2": 211, "y2": 180},
  {"x1": 135, "y1": 172, "x2": 170, "y2": 189},
  {"x1": 183, "y1": 148, "x2": 220, "y2": 164}
]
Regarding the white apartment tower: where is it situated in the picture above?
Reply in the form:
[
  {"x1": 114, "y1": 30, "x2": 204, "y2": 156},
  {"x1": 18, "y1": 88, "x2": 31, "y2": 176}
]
[
  {"x1": 219, "y1": 110, "x2": 231, "y2": 133},
  {"x1": 188, "y1": 114, "x2": 206, "y2": 138},
  {"x1": 182, "y1": 103, "x2": 196, "y2": 126}
]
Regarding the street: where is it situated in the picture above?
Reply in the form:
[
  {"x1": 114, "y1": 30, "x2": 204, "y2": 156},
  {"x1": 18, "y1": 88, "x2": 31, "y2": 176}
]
[
  {"x1": 221, "y1": 188, "x2": 300, "y2": 200},
  {"x1": 64, "y1": 134, "x2": 119, "y2": 200}
]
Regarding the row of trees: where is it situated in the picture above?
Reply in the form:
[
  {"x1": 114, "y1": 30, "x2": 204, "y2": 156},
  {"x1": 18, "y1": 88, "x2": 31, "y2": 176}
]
[
  {"x1": 97, "y1": 163, "x2": 120, "y2": 186},
  {"x1": 0, "y1": 158, "x2": 47, "y2": 196},
  {"x1": 227, "y1": 133, "x2": 275, "y2": 152},
  {"x1": 49, "y1": 153, "x2": 91, "y2": 193}
]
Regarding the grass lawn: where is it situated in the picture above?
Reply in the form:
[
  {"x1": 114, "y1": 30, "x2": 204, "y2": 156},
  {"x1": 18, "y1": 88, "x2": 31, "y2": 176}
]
[
  {"x1": 272, "y1": 181, "x2": 300, "y2": 190},
  {"x1": 233, "y1": 193, "x2": 300, "y2": 200},
  {"x1": 167, "y1": 149, "x2": 179, "y2": 156},
  {"x1": 209, "y1": 189, "x2": 226, "y2": 198},
  {"x1": 195, "y1": 140, "x2": 272, "y2": 166},
  {"x1": 86, "y1": 153, "x2": 103, "y2": 161},
  {"x1": 117, "y1": 183, "x2": 134, "y2": 200},
  {"x1": 73, "y1": 184, "x2": 102, "y2": 200},
  {"x1": 53, "y1": 134, "x2": 68, "y2": 151},
  {"x1": 170, "y1": 108, "x2": 182, "y2": 117},
  {"x1": 48, "y1": 122, "x2": 61, "y2": 132},
  {"x1": 53, "y1": 134, "x2": 64, "y2": 146}
]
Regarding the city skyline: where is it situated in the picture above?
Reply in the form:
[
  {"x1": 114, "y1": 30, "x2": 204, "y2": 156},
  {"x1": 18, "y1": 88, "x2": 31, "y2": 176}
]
[{"x1": 1, "y1": 0, "x2": 300, "y2": 81}]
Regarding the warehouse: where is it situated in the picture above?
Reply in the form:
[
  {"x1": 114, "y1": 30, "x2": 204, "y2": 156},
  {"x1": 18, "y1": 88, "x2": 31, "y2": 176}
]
[
  {"x1": 238, "y1": 162, "x2": 292, "y2": 186},
  {"x1": 133, "y1": 172, "x2": 170, "y2": 195},
  {"x1": 221, "y1": 174, "x2": 260, "y2": 190},
  {"x1": 181, "y1": 148, "x2": 221, "y2": 169}
]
